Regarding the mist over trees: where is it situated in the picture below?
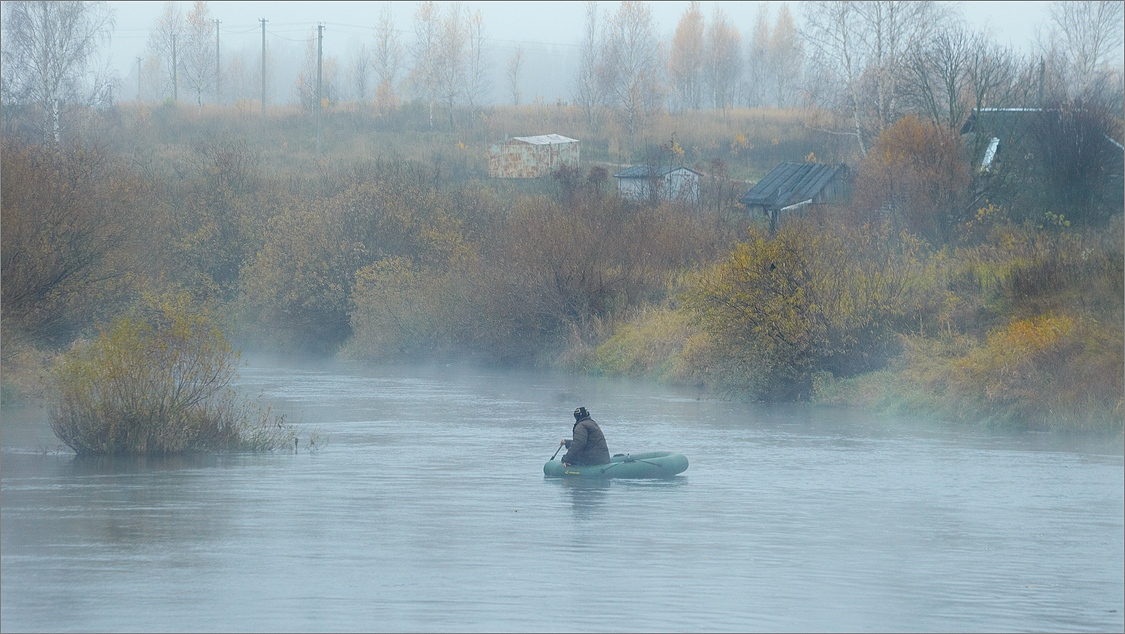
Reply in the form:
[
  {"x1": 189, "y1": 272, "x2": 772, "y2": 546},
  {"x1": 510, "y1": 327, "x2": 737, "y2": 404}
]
[{"x1": 8, "y1": 0, "x2": 1115, "y2": 143}]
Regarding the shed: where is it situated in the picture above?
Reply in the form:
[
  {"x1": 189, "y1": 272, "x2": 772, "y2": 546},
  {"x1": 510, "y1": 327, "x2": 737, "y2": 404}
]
[
  {"x1": 613, "y1": 165, "x2": 701, "y2": 203},
  {"x1": 488, "y1": 134, "x2": 580, "y2": 178},
  {"x1": 740, "y1": 162, "x2": 851, "y2": 230}
]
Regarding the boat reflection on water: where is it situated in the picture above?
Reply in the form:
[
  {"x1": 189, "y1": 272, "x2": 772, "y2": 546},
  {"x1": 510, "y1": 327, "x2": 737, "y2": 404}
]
[
  {"x1": 549, "y1": 475, "x2": 690, "y2": 521},
  {"x1": 552, "y1": 477, "x2": 611, "y2": 520}
]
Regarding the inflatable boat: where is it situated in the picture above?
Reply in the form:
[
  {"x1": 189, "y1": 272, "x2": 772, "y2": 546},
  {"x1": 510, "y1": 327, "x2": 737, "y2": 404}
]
[{"x1": 543, "y1": 451, "x2": 688, "y2": 479}]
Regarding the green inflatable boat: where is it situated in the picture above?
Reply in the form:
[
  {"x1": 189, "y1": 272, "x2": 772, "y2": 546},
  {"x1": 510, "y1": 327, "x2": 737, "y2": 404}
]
[{"x1": 543, "y1": 451, "x2": 688, "y2": 479}]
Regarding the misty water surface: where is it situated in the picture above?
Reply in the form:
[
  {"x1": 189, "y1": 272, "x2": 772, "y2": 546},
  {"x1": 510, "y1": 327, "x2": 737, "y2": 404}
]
[{"x1": 2, "y1": 358, "x2": 1122, "y2": 632}]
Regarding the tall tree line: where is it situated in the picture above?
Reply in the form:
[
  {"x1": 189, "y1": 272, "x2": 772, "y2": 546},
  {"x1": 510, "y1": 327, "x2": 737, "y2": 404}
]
[{"x1": 2, "y1": 1, "x2": 1121, "y2": 142}]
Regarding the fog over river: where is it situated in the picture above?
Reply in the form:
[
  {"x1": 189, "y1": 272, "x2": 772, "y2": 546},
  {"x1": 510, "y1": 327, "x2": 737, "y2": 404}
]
[{"x1": 2, "y1": 358, "x2": 1122, "y2": 632}]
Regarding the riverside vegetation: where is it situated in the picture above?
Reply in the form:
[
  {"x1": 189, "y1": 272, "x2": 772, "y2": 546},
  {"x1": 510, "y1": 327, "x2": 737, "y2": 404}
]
[{"x1": 1, "y1": 103, "x2": 1121, "y2": 449}]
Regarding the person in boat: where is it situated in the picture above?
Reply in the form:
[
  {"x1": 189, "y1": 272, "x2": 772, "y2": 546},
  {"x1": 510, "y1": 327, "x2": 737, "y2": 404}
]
[{"x1": 560, "y1": 407, "x2": 611, "y2": 467}]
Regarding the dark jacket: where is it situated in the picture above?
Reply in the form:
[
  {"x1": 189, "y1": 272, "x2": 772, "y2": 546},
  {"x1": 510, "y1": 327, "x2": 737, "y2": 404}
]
[{"x1": 562, "y1": 417, "x2": 611, "y2": 466}]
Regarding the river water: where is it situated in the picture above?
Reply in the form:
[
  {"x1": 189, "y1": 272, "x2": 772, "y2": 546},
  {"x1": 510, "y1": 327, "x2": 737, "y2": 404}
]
[{"x1": 2, "y1": 358, "x2": 1122, "y2": 632}]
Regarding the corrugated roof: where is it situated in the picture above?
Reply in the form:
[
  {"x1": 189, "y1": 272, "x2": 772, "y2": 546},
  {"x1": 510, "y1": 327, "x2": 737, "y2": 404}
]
[
  {"x1": 739, "y1": 162, "x2": 847, "y2": 208},
  {"x1": 613, "y1": 165, "x2": 701, "y2": 179},
  {"x1": 510, "y1": 134, "x2": 579, "y2": 145}
]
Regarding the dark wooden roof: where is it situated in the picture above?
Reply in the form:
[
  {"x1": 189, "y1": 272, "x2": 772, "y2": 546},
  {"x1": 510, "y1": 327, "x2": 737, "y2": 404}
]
[{"x1": 739, "y1": 162, "x2": 848, "y2": 209}]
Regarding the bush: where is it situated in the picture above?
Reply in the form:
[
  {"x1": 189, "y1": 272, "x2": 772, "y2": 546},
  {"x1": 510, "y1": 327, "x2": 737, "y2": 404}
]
[
  {"x1": 687, "y1": 218, "x2": 923, "y2": 400},
  {"x1": 49, "y1": 294, "x2": 293, "y2": 455},
  {"x1": 0, "y1": 138, "x2": 150, "y2": 347},
  {"x1": 853, "y1": 116, "x2": 971, "y2": 246}
]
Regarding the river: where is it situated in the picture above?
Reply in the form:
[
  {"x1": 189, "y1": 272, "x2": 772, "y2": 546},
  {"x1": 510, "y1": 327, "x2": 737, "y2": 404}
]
[{"x1": 2, "y1": 358, "x2": 1122, "y2": 632}]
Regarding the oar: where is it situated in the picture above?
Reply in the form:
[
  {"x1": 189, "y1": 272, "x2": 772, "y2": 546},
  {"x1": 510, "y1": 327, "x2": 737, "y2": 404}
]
[{"x1": 550, "y1": 443, "x2": 564, "y2": 461}]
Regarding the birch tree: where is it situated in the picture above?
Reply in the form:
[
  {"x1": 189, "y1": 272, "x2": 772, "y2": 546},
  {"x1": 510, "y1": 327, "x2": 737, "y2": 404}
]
[
  {"x1": 1, "y1": 0, "x2": 115, "y2": 144},
  {"x1": 181, "y1": 0, "x2": 215, "y2": 110},
  {"x1": 351, "y1": 44, "x2": 371, "y2": 102},
  {"x1": 768, "y1": 5, "x2": 803, "y2": 108},
  {"x1": 669, "y1": 2, "x2": 705, "y2": 111},
  {"x1": 145, "y1": 1, "x2": 184, "y2": 101},
  {"x1": 601, "y1": 1, "x2": 664, "y2": 141},
  {"x1": 572, "y1": 1, "x2": 607, "y2": 127},
  {"x1": 802, "y1": 0, "x2": 943, "y2": 154},
  {"x1": 410, "y1": 1, "x2": 441, "y2": 125},
  {"x1": 436, "y1": 3, "x2": 467, "y2": 128},
  {"x1": 705, "y1": 7, "x2": 742, "y2": 110},
  {"x1": 465, "y1": 9, "x2": 489, "y2": 109},
  {"x1": 745, "y1": 5, "x2": 770, "y2": 108},
  {"x1": 373, "y1": 4, "x2": 402, "y2": 111}
]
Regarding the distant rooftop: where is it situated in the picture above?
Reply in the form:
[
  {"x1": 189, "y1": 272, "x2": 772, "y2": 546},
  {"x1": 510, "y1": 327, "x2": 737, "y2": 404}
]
[{"x1": 509, "y1": 134, "x2": 578, "y2": 145}]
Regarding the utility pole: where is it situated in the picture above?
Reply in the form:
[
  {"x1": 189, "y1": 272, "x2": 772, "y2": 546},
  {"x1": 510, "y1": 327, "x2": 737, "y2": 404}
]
[
  {"x1": 172, "y1": 34, "x2": 178, "y2": 102},
  {"x1": 136, "y1": 57, "x2": 142, "y2": 101},
  {"x1": 215, "y1": 19, "x2": 221, "y2": 104},
  {"x1": 316, "y1": 23, "x2": 323, "y2": 155},
  {"x1": 260, "y1": 18, "x2": 267, "y2": 124}
]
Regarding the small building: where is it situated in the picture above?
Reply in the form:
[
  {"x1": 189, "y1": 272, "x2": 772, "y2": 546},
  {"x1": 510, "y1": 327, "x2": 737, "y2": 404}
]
[
  {"x1": 613, "y1": 165, "x2": 701, "y2": 203},
  {"x1": 739, "y1": 162, "x2": 851, "y2": 231},
  {"x1": 488, "y1": 134, "x2": 580, "y2": 178}
]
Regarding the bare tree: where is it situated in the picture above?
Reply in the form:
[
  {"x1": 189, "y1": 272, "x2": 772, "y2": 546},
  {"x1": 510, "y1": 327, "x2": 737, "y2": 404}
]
[
  {"x1": 904, "y1": 21, "x2": 971, "y2": 129},
  {"x1": 145, "y1": 1, "x2": 184, "y2": 101},
  {"x1": 507, "y1": 45, "x2": 523, "y2": 105},
  {"x1": 904, "y1": 22, "x2": 1017, "y2": 130},
  {"x1": 601, "y1": 1, "x2": 665, "y2": 141},
  {"x1": 223, "y1": 50, "x2": 255, "y2": 103},
  {"x1": 373, "y1": 4, "x2": 402, "y2": 91},
  {"x1": 351, "y1": 44, "x2": 371, "y2": 102},
  {"x1": 669, "y1": 1, "x2": 705, "y2": 111},
  {"x1": 464, "y1": 8, "x2": 489, "y2": 110},
  {"x1": 705, "y1": 6, "x2": 742, "y2": 110},
  {"x1": 1, "y1": 0, "x2": 115, "y2": 144},
  {"x1": 572, "y1": 1, "x2": 606, "y2": 127},
  {"x1": 965, "y1": 36, "x2": 1019, "y2": 112},
  {"x1": 139, "y1": 54, "x2": 164, "y2": 102},
  {"x1": 181, "y1": 0, "x2": 215, "y2": 110},
  {"x1": 1047, "y1": 0, "x2": 1124, "y2": 98}
]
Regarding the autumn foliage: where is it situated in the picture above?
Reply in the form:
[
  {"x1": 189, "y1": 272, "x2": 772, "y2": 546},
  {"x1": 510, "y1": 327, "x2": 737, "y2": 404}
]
[
  {"x1": 0, "y1": 101, "x2": 1120, "y2": 435},
  {"x1": 687, "y1": 219, "x2": 921, "y2": 400},
  {"x1": 853, "y1": 116, "x2": 971, "y2": 246}
]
